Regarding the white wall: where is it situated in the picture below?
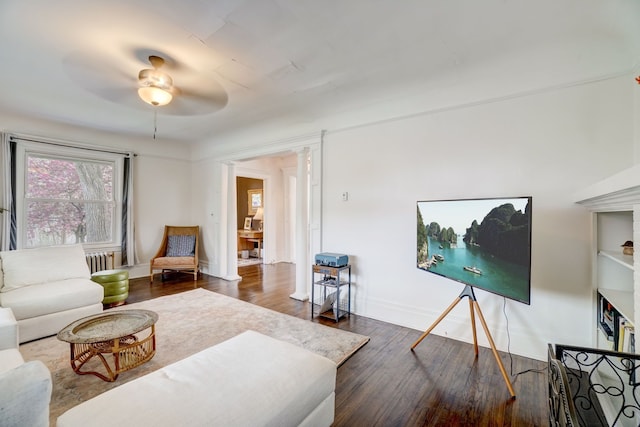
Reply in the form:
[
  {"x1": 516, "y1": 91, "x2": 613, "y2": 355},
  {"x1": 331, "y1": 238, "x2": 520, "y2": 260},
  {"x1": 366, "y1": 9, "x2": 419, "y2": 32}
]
[
  {"x1": 191, "y1": 158, "x2": 223, "y2": 277},
  {"x1": 319, "y1": 76, "x2": 635, "y2": 360},
  {"x1": 133, "y1": 154, "x2": 193, "y2": 265}
]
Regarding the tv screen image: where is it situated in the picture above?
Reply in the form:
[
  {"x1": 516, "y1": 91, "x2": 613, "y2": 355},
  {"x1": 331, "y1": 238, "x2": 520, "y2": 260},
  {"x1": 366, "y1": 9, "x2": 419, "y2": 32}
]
[{"x1": 417, "y1": 196, "x2": 532, "y2": 305}]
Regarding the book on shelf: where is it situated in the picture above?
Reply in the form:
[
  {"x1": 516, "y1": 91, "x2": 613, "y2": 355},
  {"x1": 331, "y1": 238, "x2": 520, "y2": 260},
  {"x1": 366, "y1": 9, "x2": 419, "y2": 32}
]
[
  {"x1": 622, "y1": 324, "x2": 635, "y2": 353},
  {"x1": 598, "y1": 296, "x2": 615, "y2": 339},
  {"x1": 601, "y1": 298, "x2": 616, "y2": 332}
]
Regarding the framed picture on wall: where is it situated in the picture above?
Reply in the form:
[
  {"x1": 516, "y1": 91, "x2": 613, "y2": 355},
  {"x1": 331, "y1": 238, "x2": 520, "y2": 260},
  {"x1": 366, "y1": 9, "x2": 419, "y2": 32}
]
[
  {"x1": 248, "y1": 189, "x2": 263, "y2": 215},
  {"x1": 243, "y1": 217, "x2": 252, "y2": 230}
]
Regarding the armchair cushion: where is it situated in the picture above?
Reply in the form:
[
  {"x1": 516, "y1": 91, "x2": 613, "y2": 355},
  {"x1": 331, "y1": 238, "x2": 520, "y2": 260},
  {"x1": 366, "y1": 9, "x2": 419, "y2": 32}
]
[
  {"x1": 166, "y1": 235, "x2": 196, "y2": 257},
  {"x1": 151, "y1": 256, "x2": 196, "y2": 267},
  {"x1": 0, "y1": 360, "x2": 52, "y2": 427}
]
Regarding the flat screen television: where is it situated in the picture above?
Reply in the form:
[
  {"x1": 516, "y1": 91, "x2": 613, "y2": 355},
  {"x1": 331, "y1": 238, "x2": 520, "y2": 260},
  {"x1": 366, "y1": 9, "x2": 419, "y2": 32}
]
[{"x1": 417, "y1": 196, "x2": 532, "y2": 305}]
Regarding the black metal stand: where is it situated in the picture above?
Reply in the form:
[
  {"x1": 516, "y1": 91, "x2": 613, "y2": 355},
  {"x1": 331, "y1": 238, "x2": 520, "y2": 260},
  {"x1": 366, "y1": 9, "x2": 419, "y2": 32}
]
[{"x1": 411, "y1": 285, "x2": 516, "y2": 398}]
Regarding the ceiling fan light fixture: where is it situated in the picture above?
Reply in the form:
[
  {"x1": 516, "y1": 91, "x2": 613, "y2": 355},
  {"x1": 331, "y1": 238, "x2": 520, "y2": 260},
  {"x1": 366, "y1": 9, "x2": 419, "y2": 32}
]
[
  {"x1": 138, "y1": 86, "x2": 172, "y2": 106},
  {"x1": 137, "y1": 56, "x2": 173, "y2": 107},
  {"x1": 138, "y1": 68, "x2": 173, "y2": 89}
]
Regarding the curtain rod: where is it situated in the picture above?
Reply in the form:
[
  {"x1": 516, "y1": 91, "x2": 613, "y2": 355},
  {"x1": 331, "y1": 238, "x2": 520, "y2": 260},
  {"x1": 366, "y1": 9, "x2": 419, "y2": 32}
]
[{"x1": 10, "y1": 135, "x2": 137, "y2": 157}]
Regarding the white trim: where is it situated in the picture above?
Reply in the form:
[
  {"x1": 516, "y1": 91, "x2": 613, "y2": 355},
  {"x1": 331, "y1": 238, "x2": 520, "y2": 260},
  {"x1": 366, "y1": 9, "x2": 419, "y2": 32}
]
[
  {"x1": 15, "y1": 140, "x2": 124, "y2": 249},
  {"x1": 10, "y1": 132, "x2": 134, "y2": 157},
  {"x1": 194, "y1": 131, "x2": 323, "y2": 164},
  {"x1": 574, "y1": 164, "x2": 640, "y2": 211}
]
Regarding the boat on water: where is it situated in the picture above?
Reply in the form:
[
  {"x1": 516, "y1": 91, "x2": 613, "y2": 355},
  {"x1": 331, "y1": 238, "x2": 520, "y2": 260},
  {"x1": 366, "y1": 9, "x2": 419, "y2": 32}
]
[
  {"x1": 434, "y1": 254, "x2": 444, "y2": 261},
  {"x1": 463, "y1": 266, "x2": 482, "y2": 275}
]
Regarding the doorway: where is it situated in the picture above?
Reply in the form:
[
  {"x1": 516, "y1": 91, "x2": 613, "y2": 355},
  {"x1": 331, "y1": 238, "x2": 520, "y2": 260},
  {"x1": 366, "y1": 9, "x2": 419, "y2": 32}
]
[
  {"x1": 219, "y1": 139, "x2": 320, "y2": 300},
  {"x1": 236, "y1": 177, "x2": 264, "y2": 266}
]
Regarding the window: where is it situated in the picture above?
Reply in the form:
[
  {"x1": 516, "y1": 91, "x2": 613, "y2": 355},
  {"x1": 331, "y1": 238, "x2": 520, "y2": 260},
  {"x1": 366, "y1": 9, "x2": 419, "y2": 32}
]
[{"x1": 16, "y1": 143, "x2": 123, "y2": 249}]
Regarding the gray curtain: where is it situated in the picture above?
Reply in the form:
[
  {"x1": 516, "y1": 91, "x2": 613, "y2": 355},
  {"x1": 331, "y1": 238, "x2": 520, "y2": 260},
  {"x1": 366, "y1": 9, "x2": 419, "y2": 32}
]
[
  {"x1": 0, "y1": 133, "x2": 16, "y2": 251},
  {"x1": 121, "y1": 155, "x2": 136, "y2": 266}
]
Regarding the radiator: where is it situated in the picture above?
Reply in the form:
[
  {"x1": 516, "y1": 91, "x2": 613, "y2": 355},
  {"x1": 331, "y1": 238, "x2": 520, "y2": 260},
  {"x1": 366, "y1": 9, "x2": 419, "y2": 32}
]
[{"x1": 85, "y1": 252, "x2": 114, "y2": 274}]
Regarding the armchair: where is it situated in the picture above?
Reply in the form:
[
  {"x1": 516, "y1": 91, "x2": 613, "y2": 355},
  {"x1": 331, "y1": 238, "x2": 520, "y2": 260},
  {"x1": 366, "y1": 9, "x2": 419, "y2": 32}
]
[{"x1": 149, "y1": 225, "x2": 200, "y2": 283}]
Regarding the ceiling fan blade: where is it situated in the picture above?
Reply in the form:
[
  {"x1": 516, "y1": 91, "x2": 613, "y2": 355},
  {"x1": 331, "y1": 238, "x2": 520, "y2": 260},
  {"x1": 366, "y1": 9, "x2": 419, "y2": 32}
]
[
  {"x1": 161, "y1": 92, "x2": 227, "y2": 116},
  {"x1": 64, "y1": 52, "x2": 135, "y2": 88},
  {"x1": 98, "y1": 88, "x2": 140, "y2": 106}
]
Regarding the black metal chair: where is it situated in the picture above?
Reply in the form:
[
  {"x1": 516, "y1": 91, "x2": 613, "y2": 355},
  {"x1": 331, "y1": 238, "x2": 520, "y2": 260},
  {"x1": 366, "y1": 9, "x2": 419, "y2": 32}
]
[
  {"x1": 549, "y1": 343, "x2": 640, "y2": 426},
  {"x1": 548, "y1": 344, "x2": 579, "y2": 427}
]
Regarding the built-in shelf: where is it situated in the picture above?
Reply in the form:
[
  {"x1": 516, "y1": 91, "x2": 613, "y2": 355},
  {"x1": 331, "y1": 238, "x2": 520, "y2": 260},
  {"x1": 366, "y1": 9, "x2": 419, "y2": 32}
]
[
  {"x1": 598, "y1": 288, "x2": 634, "y2": 325},
  {"x1": 575, "y1": 165, "x2": 640, "y2": 352},
  {"x1": 598, "y1": 250, "x2": 634, "y2": 271}
]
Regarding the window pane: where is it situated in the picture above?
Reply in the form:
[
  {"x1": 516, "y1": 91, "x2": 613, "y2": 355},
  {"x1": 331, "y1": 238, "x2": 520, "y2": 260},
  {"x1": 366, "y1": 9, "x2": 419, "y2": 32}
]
[
  {"x1": 24, "y1": 153, "x2": 116, "y2": 249},
  {"x1": 26, "y1": 156, "x2": 113, "y2": 201},
  {"x1": 26, "y1": 201, "x2": 113, "y2": 247}
]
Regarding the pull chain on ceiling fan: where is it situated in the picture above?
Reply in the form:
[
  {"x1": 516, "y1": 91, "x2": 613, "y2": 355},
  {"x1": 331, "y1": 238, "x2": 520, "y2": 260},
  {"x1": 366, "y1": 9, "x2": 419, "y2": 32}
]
[{"x1": 138, "y1": 55, "x2": 173, "y2": 106}]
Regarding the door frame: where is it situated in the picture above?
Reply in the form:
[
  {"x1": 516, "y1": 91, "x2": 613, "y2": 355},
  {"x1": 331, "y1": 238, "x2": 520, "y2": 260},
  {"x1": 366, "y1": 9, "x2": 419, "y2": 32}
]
[{"x1": 213, "y1": 132, "x2": 323, "y2": 299}]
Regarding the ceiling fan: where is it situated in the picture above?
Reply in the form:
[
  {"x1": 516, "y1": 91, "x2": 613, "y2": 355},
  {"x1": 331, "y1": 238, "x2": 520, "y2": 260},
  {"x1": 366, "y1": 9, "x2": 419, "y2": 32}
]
[
  {"x1": 137, "y1": 55, "x2": 174, "y2": 106},
  {"x1": 64, "y1": 50, "x2": 228, "y2": 116}
]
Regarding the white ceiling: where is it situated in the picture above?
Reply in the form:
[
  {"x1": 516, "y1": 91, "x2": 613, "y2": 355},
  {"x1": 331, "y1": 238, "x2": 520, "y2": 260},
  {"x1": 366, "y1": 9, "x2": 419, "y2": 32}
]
[{"x1": 0, "y1": 0, "x2": 639, "y2": 145}]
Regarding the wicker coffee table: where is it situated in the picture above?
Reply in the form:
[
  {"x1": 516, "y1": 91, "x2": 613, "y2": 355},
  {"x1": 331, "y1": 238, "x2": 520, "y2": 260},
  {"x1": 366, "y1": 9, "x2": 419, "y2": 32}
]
[{"x1": 57, "y1": 309, "x2": 158, "y2": 382}]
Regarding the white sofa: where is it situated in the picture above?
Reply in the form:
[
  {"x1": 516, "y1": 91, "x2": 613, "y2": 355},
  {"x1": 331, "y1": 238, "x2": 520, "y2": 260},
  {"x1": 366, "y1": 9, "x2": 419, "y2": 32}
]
[
  {"x1": 0, "y1": 244, "x2": 104, "y2": 343},
  {"x1": 58, "y1": 330, "x2": 337, "y2": 427},
  {"x1": 0, "y1": 307, "x2": 52, "y2": 427}
]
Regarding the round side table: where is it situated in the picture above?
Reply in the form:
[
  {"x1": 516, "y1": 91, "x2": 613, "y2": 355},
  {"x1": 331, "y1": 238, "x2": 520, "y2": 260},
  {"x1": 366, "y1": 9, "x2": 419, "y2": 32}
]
[{"x1": 91, "y1": 269, "x2": 129, "y2": 307}]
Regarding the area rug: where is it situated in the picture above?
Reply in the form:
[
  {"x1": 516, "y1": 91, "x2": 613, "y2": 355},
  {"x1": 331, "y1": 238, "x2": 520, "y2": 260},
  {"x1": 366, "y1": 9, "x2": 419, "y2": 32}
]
[
  {"x1": 237, "y1": 257, "x2": 263, "y2": 266},
  {"x1": 20, "y1": 288, "x2": 369, "y2": 425}
]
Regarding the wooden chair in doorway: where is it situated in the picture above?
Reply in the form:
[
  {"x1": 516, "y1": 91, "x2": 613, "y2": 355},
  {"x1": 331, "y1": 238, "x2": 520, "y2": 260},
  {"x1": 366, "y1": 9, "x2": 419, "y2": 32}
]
[{"x1": 150, "y1": 225, "x2": 200, "y2": 283}]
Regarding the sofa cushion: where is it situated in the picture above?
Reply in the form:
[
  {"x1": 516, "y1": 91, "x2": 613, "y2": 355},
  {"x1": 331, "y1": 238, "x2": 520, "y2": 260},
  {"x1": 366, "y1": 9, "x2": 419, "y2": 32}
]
[
  {"x1": 0, "y1": 279, "x2": 103, "y2": 320},
  {"x1": 0, "y1": 245, "x2": 90, "y2": 292}
]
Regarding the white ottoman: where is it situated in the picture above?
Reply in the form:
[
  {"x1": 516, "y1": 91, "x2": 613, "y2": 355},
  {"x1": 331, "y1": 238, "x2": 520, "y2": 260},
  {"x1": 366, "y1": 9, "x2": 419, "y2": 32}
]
[{"x1": 58, "y1": 330, "x2": 337, "y2": 427}]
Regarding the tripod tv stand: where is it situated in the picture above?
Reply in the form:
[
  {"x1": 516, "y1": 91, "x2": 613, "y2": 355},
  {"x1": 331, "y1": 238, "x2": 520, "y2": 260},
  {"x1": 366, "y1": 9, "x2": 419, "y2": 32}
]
[{"x1": 411, "y1": 285, "x2": 516, "y2": 398}]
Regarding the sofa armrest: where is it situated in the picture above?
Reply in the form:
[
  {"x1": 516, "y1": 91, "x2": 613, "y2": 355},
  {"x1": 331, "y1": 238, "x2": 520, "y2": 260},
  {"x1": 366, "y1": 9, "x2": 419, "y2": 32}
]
[{"x1": 0, "y1": 308, "x2": 19, "y2": 351}]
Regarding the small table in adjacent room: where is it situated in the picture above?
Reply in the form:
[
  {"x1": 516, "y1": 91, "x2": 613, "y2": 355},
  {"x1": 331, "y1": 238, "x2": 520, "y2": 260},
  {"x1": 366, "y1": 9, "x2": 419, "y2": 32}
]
[
  {"x1": 238, "y1": 229, "x2": 263, "y2": 258},
  {"x1": 57, "y1": 309, "x2": 158, "y2": 382}
]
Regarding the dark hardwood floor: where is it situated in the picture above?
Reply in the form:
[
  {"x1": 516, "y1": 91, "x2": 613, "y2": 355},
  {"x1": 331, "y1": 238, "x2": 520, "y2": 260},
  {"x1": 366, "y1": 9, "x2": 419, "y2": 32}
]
[{"x1": 125, "y1": 263, "x2": 548, "y2": 426}]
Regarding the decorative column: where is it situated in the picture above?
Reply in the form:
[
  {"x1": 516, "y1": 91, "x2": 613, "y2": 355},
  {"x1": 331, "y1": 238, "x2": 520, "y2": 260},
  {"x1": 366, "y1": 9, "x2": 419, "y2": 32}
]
[
  {"x1": 290, "y1": 147, "x2": 310, "y2": 301},
  {"x1": 224, "y1": 161, "x2": 241, "y2": 281}
]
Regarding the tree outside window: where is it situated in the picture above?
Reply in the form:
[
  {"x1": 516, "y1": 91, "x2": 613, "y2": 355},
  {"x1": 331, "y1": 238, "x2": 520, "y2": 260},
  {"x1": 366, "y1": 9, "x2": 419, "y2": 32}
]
[{"x1": 25, "y1": 155, "x2": 114, "y2": 247}]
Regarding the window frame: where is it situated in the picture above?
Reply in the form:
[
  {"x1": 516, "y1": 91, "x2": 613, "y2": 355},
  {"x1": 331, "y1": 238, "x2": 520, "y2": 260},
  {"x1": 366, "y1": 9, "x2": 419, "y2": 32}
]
[{"x1": 15, "y1": 141, "x2": 124, "y2": 250}]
